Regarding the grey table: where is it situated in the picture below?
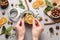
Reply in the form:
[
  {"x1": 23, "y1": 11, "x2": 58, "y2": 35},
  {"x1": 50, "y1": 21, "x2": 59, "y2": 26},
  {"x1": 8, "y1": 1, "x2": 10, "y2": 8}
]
[{"x1": 0, "y1": 0, "x2": 60, "y2": 40}]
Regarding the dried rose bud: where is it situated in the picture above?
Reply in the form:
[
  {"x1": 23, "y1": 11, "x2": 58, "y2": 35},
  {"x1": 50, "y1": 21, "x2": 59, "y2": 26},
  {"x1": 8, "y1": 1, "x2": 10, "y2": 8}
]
[
  {"x1": 45, "y1": 18, "x2": 48, "y2": 22},
  {"x1": 11, "y1": 4, "x2": 13, "y2": 7},
  {"x1": 2, "y1": 11, "x2": 5, "y2": 15}
]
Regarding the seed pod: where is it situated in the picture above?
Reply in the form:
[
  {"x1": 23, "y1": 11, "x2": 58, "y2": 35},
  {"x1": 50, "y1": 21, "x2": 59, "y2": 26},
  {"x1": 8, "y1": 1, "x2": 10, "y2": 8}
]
[{"x1": 29, "y1": 0, "x2": 32, "y2": 2}]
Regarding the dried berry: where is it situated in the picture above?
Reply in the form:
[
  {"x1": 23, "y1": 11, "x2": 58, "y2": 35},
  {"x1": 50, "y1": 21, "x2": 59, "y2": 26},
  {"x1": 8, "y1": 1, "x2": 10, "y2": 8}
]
[
  {"x1": 2, "y1": 11, "x2": 5, "y2": 15},
  {"x1": 49, "y1": 27, "x2": 54, "y2": 34},
  {"x1": 13, "y1": 29, "x2": 15, "y2": 31},
  {"x1": 11, "y1": 22, "x2": 13, "y2": 25},
  {"x1": 5, "y1": 35, "x2": 9, "y2": 39},
  {"x1": 11, "y1": 4, "x2": 13, "y2": 7},
  {"x1": 45, "y1": 18, "x2": 48, "y2": 21},
  {"x1": 53, "y1": 2, "x2": 57, "y2": 6},
  {"x1": 56, "y1": 26, "x2": 59, "y2": 30},
  {"x1": 56, "y1": 32, "x2": 58, "y2": 36}
]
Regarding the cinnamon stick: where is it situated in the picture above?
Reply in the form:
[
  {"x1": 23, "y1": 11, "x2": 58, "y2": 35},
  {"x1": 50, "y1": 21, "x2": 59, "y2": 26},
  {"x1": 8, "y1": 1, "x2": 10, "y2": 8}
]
[
  {"x1": 44, "y1": 22, "x2": 56, "y2": 25},
  {"x1": 25, "y1": 0, "x2": 29, "y2": 10}
]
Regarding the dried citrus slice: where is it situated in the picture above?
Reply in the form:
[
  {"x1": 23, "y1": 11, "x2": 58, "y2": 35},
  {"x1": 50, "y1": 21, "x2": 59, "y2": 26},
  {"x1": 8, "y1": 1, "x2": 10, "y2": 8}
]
[
  {"x1": 0, "y1": 23, "x2": 2, "y2": 28},
  {"x1": 32, "y1": 0, "x2": 45, "y2": 9},
  {"x1": 1, "y1": 17, "x2": 7, "y2": 24},
  {"x1": 37, "y1": 0, "x2": 45, "y2": 7},
  {"x1": 25, "y1": 15, "x2": 34, "y2": 24},
  {"x1": 0, "y1": 19, "x2": 3, "y2": 24},
  {"x1": 0, "y1": 19, "x2": 3, "y2": 27},
  {"x1": 32, "y1": 1, "x2": 40, "y2": 9}
]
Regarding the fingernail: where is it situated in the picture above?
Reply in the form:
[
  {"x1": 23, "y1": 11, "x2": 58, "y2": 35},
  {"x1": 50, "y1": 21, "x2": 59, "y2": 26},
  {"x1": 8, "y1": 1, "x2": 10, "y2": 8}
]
[
  {"x1": 13, "y1": 29, "x2": 15, "y2": 31},
  {"x1": 35, "y1": 20, "x2": 39, "y2": 27},
  {"x1": 19, "y1": 22, "x2": 22, "y2": 26}
]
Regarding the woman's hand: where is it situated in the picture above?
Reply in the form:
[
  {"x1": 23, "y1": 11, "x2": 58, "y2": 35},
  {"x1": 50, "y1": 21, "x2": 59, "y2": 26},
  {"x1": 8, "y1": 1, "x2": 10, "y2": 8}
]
[
  {"x1": 32, "y1": 18, "x2": 44, "y2": 40},
  {"x1": 14, "y1": 18, "x2": 25, "y2": 40}
]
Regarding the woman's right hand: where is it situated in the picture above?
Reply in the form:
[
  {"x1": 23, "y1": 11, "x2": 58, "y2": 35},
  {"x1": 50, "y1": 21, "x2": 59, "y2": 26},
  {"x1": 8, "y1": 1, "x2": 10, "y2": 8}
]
[
  {"x1": 14, "y1": 18, "x2": 25, "y2": 40},
  {"x1": 32, "y1": 18, "x2": 44, "y2": 40}
]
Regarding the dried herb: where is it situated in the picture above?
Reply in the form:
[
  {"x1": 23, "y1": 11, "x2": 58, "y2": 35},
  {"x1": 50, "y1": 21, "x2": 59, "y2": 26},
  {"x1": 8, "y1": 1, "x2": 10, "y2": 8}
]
[
  {"x1": 1, "y1": 26, "x2": 13, "y2": 39},
  {"x1": 8, "y1": 21, "x2": 13, "y2": 25},
  {"x1": 1, "y1": 26, "x2": 6, "y2": 34},
  {"x1": 19, "y1": 4, "x2": 25, "y2": 9},
  {"x1": 19, "y1": 0, "x2": 25, "y2": 9},
  {"x1": 44, "y1": 6, "x2": 52, "y2": 13},
  {"x1": 44, "y1": 0, "x2": 53, "y2": 13},
  {"x1": 45, "y1": 0, "x2": 53, "y2": 7},
  {"x1": 6, "y1": 26, "x2": 13, "y2": 33}
]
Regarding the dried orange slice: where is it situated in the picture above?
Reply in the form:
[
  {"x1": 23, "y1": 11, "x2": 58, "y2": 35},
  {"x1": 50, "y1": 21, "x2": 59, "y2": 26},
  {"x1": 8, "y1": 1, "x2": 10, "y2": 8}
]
[
  {"x1": 0, "y1": 19, "x2": 3, "y2": 24},
  {"x1": 25, "y1": 15, "x2": 34, "y2": 24},
  {"x1": 1, "y1": 17, "x2": 7, "y2": 24},
  {"x1": 0, "y1": 23, "x2": 2, "y2": 28},
  {"x1": 32, "y1": 1, "x2": 40, "y2": 9},
  {"x1": 32, "y1": 0, "x2": 45, "y2": 9},
  {"x1": 0, "y1": 17, "x2": 7, "y2": 28},
  {"x1": 0, "y1": 19, "x2": 3, "y2": 27},
  {"x1": 37, "y1": 0, "x2": 45, "y2": 7}
]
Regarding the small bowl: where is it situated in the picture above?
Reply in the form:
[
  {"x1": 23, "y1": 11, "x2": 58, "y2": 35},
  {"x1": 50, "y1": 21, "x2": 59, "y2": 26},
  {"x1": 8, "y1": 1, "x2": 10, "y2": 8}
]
[
  {"x1": 8, "y1": 8, "x2": 20, "y2": 22},
  {"x1": 50, "y1": 7, "x2": 60, "y2": 18},
  {"x1": 0, "y1": 0, "x2": 9, "y2": 9}
]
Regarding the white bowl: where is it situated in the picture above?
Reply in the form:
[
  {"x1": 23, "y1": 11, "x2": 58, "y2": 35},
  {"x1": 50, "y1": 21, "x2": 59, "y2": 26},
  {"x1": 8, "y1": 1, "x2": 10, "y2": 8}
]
[{"x1": 8, "y1": 8, "x2": 20, "y2": 22}]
